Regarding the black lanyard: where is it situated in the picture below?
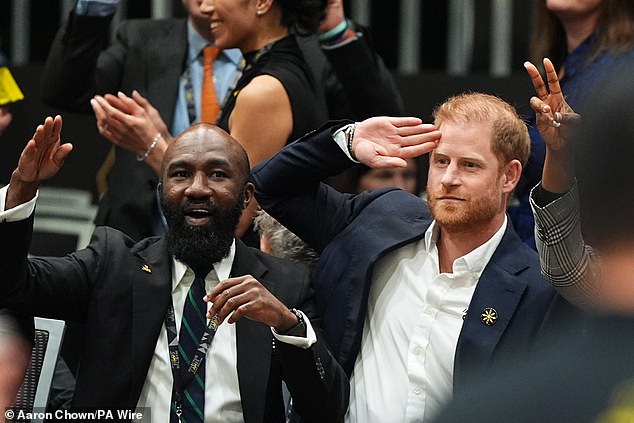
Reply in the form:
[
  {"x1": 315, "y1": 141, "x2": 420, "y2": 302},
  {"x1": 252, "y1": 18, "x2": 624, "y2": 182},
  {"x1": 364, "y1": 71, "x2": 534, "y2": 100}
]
[
  {"x1": 165, "y1": 298, "x2": 221, "y2": 420},
  {"x1": 182, "y1": 54, "x2": 245, "y2": 125}
]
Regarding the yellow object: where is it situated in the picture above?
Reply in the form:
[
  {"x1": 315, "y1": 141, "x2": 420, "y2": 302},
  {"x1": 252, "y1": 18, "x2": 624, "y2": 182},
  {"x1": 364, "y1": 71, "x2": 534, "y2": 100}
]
[{"x1": 0, "y1": 66, "x2": 24, "y2": 105}]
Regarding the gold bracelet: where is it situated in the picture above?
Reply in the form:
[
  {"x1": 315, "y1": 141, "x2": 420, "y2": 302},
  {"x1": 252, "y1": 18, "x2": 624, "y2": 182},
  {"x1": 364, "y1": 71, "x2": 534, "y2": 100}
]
[{"x1": 136, "y1": 133, "x2": 161, "y2": 162}]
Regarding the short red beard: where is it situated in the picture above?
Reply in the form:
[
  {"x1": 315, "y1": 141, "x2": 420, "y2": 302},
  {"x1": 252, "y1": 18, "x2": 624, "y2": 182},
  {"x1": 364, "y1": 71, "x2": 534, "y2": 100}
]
[{"x1": 428, "y1": 190, "x2": 501, "y2": 232}]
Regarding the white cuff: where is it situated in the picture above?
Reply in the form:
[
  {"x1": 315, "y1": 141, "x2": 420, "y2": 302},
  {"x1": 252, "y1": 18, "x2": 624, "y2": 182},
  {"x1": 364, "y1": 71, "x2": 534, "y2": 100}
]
[
  {"x1": 0, "y1": 185, "x2": 37, "y2": 223},
  {"x1": 271, "y1": 309, "x2": 317, "y2": 349}
]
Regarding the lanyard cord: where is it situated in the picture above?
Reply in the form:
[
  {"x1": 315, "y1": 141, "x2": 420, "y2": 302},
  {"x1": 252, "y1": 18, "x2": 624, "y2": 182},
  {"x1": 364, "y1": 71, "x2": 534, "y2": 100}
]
[
  {"x1": 182, "y1": 54, "x2": 245, "y2": 125},
  {"x1": 165, "y1": 301, "x2": 221, "y2": 409}
]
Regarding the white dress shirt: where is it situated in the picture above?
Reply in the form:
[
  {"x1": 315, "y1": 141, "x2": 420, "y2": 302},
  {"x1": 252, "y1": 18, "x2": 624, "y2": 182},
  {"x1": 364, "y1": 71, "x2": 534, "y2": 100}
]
[
  {"x1": 136, "y1": 244, "x2": 244, "y2": 423},
  {"x1": 345, "y1": 218, "x2": 507, "y2": 423}
]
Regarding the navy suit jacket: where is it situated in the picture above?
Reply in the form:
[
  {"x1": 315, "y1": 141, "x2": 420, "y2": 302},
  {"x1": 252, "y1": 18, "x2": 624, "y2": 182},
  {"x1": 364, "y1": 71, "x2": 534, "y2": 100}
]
[
  {"x1": 251, "y1": 121, "x2": 577, "y2": 386},
  {"x1": 0, "y1": 215, "x2": 348, "y2": 423}
]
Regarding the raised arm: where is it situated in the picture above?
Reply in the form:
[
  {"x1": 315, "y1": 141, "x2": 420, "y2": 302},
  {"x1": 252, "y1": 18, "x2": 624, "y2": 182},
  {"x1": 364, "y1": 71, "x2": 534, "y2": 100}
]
[
  {"x1": 524, "y1": 58, "x2": 580, "y2": 193},
  {"x1": 312, "y1": 0, "x2": 404, "y2": 119},
  {"x1": 6, "y1": 115, "x2": 73, "y2": 209},
  {"x1": 251, "y1": 116, "x2": 439, "y2": 250},
  {"x1": 525, "y1": 58, "x2": 597, "y2": 308},
  {"x1": 40, "y1": 8, "x2": 119, "y2": 112}
]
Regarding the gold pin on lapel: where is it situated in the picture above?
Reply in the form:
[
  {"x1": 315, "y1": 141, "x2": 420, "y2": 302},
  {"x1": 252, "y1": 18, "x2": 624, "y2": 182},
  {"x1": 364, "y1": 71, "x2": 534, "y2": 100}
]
[
  {"x1": 141, "y1": 264, "x2": 152, "y2": 273},
  {"x1": 481, "y1": 307, "x2": 498, "y2": 326}
]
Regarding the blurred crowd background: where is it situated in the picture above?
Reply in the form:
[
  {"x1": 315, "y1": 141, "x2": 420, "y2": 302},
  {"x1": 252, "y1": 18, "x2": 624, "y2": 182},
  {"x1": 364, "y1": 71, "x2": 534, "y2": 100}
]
[{"x1": 0, "y1": 0, "x2": 536, "y2": 201}]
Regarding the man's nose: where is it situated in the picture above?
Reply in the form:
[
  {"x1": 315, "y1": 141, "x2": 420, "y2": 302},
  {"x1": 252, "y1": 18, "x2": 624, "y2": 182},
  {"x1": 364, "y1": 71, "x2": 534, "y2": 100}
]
[
  {"x1": 440, "y1": 163, "x2": 460, "y2": 186},
  {"x1": 185, "y1": 172, "x2": 212, "y2": 196}
]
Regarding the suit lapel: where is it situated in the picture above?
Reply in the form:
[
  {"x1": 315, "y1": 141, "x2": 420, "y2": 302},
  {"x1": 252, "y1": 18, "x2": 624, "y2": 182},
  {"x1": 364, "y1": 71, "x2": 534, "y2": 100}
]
[
  {"x1": 453, "y1": 226, "x2": 530, "y2": 384},
  {"x1": 130, "y1": 237, "x2": 173, "y2": 405},
  {"x1": 231, "y1": 240, "x2": 273, "y2": 423}
]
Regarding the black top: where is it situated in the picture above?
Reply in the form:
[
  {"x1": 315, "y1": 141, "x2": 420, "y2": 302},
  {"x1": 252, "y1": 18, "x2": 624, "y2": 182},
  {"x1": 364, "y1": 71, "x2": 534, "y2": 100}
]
[{"x1": 217, "y1": 35, "x2": 328, "y2": 145}]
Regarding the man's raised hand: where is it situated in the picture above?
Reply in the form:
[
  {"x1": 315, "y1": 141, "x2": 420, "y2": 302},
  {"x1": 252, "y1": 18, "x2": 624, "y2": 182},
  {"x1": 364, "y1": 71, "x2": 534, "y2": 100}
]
[
  {"x1": 352, "y1": 116, "x2": 441, "y2": 168},
  {"x1": 7, "y1": 115, "x2": 72, "y2": 209}
]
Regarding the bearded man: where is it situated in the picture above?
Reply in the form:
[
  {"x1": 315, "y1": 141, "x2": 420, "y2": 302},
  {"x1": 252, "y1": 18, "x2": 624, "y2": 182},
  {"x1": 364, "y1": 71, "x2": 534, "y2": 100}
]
[
  {"x1": 0, "y1": 117, "x2": 348, "y2": 423},
  {"x1": 251, "y1": 92, "x2": 577, "y2": 423}
]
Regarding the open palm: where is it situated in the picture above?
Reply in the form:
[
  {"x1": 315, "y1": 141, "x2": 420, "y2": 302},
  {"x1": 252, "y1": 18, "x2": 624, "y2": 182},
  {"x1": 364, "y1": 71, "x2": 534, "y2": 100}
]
[{"x1": 16, "y1": 115, "x2": 72, "y2": 183}]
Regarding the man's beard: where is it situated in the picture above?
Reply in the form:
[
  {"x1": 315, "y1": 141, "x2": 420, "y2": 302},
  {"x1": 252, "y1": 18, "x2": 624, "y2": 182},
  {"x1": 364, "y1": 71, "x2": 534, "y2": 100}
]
[
  {"x1": 160, "y1": 193, "x2": 244, "y2": 274},
  {"x1": 427, "y1": 188, "x2": 501, "y2": 232}
]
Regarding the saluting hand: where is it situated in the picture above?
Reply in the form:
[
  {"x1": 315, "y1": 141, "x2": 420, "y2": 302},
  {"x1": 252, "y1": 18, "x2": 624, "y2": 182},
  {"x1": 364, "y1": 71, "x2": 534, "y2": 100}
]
[{"x1": 352, "y1": 116, "x2": 441, "y2": 168}]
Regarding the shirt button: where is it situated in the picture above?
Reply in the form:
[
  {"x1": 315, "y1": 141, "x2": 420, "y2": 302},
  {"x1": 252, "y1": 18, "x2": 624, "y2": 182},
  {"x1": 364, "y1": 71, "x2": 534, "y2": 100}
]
[
  {"x1": 413, "y1": 346, "x2": 422, "y2": 355},
  {"x1": 424, "y1": 306, "x2": 435, "y2": 316},
  {"x1": 413, "y1": 386, "x2": 422, "y2": 395}
]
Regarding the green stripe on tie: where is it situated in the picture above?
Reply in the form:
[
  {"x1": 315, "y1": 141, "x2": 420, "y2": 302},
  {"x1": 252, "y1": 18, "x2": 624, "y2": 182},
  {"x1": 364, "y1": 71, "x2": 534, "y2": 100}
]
[
  {"x1": 184, "y1": 389, "x2": 204, "y2": 420},
  {"x1": 187, "y1": 289, "x2": 206, "y2": 326}
]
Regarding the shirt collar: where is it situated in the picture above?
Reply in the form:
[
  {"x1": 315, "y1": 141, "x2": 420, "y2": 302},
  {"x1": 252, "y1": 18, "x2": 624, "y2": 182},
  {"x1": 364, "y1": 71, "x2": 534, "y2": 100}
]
[
  {"x1": 187, "y1": 20, "x2": 243, "y2": 66},
  {"x1": 424, "y1": 215, "x2": 508, "y2": 274},
  {"x1": 172, "y1": 238, "x2": 236, "y2": 291}
]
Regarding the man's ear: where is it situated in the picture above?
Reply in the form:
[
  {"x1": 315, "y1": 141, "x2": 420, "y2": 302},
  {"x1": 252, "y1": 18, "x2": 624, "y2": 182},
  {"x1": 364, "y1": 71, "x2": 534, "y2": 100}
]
[
  {"x1": 502, "y1": 160, "x2": 522, "y2": 194},
  {"x1": 243, "y1": 182, "x2": 255, "y2": 209}
]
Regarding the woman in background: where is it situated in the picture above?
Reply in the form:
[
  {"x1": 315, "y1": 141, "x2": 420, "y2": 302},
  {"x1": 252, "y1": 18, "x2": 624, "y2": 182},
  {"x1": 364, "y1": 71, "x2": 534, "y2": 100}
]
[
  {"x1": 509, "y1": 0, "x2": 634, "y2": 249},
  {"x1": 202, "y1": 0, "x2": 329, "y2": 242},
  {"x1": 203, "y1": 0, "x2": 328, "y2": 165}
]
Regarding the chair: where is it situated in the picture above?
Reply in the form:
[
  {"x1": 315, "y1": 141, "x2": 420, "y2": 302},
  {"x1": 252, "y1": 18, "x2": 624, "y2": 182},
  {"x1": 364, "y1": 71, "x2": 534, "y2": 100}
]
[
  {"x1": 12, "y1": 318, "x2": 66, "y2": 423},
  {"x1": 31, "y1": 187, "x2": 97, "y2": 256}
]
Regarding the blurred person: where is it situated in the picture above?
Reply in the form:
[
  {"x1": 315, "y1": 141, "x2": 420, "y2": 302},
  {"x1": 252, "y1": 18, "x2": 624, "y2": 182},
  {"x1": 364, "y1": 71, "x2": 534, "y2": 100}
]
[
  {"x1": 356, "y1": 158, "x2": 420, "y2": 194},
  {"x1": 0, "y1": 107, "x2": 11, "y2": 137},
  {"x1": 94, "y1": 0, "x2": 331, "y2": 245},
  {"x1": 431, "y1": 310, "x2": 631, "y2": 423},
  {"x1": 0, "y1": 312, "x2": 30, "y2": 416},
  {"x1": 41, "y1": 0, "x2": 243, "y2": 241},
  {"x1": 509, "y1": 0, "x2": 634, "y2": 249},
  {"x1": 253, "y1": 210, "x2": 319, "y2": 268},
  {"x1": 0, "y1": 117, "x2": 348, "y2": 423},
  {"x1": 0, "y1": 50, "x2": 24, "y2": 138},
  {"x1": 304, "y1": 0, "x2": 404, "y2": 121},
  {"x1": 527, "y1": 57, "x2": 634, "y2": 311},
  {"x1": 252, "y1": 94, "x2": 577, "y2": 422},
  {"x1": 42, "y1": 0, "x2": 402, "y2": 243},
  {"x1": 331, "y1": 157, "x2": 422, "y2": 196}
]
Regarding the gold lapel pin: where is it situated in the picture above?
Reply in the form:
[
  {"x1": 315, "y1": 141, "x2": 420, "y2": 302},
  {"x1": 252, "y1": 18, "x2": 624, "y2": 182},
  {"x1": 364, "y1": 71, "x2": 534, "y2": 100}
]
[
  {"x1": 141, "y1": 264, "x2": 152, "y2": 273},
  {"x1": 481, "y1": 307, "x2": 498, "y2": 326}
]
